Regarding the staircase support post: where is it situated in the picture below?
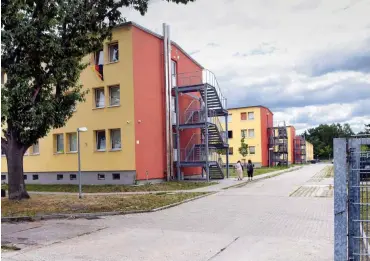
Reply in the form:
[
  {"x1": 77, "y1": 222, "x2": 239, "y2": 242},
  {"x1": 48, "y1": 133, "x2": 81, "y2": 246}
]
[
  {"x1": 204, "y1": 85, "x2": 210, "y2": 182},
  {"x1": 175, "y1": 87, "x2": 181, "y2": 180},
  {"x1": 225, "y1": 114, "x2": 229, "y2": 179}
]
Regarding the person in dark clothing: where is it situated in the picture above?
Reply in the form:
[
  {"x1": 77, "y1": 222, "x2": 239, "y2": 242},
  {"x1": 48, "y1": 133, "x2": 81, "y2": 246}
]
[{"x1": 247, "y1": 159, "x2": 254, "y2": 181}]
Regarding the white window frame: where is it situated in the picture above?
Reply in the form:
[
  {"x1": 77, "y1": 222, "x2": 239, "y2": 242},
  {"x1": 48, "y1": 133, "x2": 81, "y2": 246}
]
[
  {"x1": 68, "y1": 133, "x2": 78, "y2": 152},
  {"x1": 110, "y1": 129, "x2": 121, "y2": 150},
  {"x1": 248, "y1": 129, "x2": 255, "y2": 138},
  {"x1": 241, "y1": 129, "x2": 247, "y2": 138},
  {"x1": 109, "y1": 85, "x2": 120, "y2": 107},
  {"x1": 95, "y1": 49, "x2": 104, "y2": 65},
  {"x1": 249, "y1": 146, "x2": 256, "y2": 154},
  {"x1": 32, "y1": 141, "x2": 40, "y2": 155},
  {"x1": 95, "y1": 88, "x2": 105, "y2": 108},
  {"x1": 108, "y1": 42, "x2": 119, "y2": 63},
  {"x1": 56, "y1": 134, "x2": 64, "y2": 153},
  {"x1": 171, "y1": 60, "x2": 177, "y2": 87},
  {"x1": 240, "y1": 112, "x2": 247, "y2": 121},
  {"x1": 248, "y1": 112, "x2": 255, "y2": 120},
  {"x1": 228, "y1": 114, "x2": 232, "y2": 123},
  {"x1": 96, "y1": 130, "x2": 106, "y2": 151}
]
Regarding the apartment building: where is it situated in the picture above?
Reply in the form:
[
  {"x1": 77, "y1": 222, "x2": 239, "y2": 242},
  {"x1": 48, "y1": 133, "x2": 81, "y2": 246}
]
[
  {"x1": 1, "y1": 22, "x2": 228, "y2": 184},
  {"x1": 221, "y1": 106, "x2": 273, "y2": 167},
  {"x1": 306, "y1": 141, "x2": 314, "y2": 161}
]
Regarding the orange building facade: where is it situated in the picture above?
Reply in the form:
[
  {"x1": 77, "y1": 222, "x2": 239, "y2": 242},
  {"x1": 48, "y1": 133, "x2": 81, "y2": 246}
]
[{"x1": 1, "y1": 22, "x2": 213, "y2": 184}]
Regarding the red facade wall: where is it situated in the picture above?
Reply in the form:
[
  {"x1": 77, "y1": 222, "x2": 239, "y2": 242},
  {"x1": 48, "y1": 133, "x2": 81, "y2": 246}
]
[
  {"x1": 171, "y1": 46, "x2": 203, "y2": 176},
  {"x1": 260, "y1": 107, "x2": 274, "y2": 167},
  {"x1": 132, "y1": 25, "x2": 203, "y2": 180}
]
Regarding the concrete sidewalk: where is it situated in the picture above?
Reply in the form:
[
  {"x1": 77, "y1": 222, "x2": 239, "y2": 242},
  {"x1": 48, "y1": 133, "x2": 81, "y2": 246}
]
[
  {"x1": 2, "y1": 164, "x2": 332, "y2": 261},
  {"x1": 27, "y1": 166, "x2": 302, "y2": 196}
]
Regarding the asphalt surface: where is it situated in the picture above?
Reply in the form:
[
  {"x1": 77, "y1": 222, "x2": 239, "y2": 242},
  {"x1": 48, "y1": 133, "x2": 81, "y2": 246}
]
[{"x1": 2, "y1": 164, "x2": 333, "y2": 261}]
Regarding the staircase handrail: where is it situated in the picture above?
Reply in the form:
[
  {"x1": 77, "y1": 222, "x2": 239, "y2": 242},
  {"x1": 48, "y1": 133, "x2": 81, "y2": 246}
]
[{"x1": 203, "y1": 69, "x2": 227, "y2": 110}]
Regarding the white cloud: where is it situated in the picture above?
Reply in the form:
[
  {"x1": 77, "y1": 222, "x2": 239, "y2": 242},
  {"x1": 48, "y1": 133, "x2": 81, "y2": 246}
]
[{"x1": 123, "y1": 0, "x2": 370, "y2": 133}]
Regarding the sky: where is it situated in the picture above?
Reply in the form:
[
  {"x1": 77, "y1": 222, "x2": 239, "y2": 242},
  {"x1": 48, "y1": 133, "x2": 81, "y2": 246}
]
[{"x1": 124, "y1": 0, "x2": 370, "y2": 134}]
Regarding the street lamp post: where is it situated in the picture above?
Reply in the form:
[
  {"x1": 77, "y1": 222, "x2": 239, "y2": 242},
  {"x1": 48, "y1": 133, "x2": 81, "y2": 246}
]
[{"x1": 77, "y1": 127, "x2": 88, "y2": 199}]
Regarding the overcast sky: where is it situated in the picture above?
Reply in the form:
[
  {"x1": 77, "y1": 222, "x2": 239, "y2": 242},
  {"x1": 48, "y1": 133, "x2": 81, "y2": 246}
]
[{"x1": 124, "y1": 0, "x2": 370, "y2": 134}]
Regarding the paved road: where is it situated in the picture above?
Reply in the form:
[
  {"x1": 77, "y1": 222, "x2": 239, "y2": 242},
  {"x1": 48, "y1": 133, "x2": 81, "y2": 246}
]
[{"x1": 2, "y1": 164, "x2": 333, "y2": 261}]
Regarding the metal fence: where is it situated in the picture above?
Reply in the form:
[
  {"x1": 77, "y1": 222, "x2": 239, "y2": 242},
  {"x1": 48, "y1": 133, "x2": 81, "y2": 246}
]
[{"x1": 334, "y1": 137, "x2": 370, "y2": 261}]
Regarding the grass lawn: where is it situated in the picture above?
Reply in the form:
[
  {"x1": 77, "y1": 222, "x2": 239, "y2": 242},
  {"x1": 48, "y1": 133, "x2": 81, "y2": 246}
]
[
  {"x1": 361, "y1": 190, "x2": 370, "y2": 235},
  {"x1": 1, "y1": 192, "x2": 207, "y2": 217},
  {"x1": 225, "y1": 166, "x2": 290, "y2": 178},
  {"x1": 1, "y1": 181, "x2": 217, "y2": 193}
]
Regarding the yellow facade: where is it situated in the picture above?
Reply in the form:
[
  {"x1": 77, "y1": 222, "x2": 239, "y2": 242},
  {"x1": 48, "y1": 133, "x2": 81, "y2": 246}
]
[
  {"x1": 287, "y1": 126, "x2": 295, "y2": 164},
  {"x1": 306, "y1": 141, "x2": 314, "y2": 161},
  {"x1": 221, "y1": 107, "x2": 263, "y2": 166},
  {"x1": 1, "y1": 27, "x2": 136, "y2": 173}
]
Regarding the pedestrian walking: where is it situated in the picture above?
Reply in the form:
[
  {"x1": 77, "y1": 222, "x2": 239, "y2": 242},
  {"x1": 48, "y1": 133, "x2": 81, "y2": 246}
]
[
  {"x1": 235, "y1": 160, "x2": 244, "y2": 181},
  {"x1": 247, "y1": 159, "x2": 254, "y2": 181}
]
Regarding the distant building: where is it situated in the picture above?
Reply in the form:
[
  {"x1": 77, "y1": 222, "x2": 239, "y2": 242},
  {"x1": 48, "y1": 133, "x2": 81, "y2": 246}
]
[{"x1": 221, "y1": 106, "x2": 273, "y2": 167}]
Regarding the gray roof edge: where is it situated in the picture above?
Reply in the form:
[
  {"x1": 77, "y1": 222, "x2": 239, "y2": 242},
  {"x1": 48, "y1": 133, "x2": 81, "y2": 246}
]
[
  {"x1": 228, "y1": 105, "x2": 274, "y2": 115},
  {"x1": 117, "y1": 21, "x2": 204, "y2": 69}
]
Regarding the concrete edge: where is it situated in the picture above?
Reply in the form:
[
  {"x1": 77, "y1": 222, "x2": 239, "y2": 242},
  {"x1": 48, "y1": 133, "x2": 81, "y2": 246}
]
[
  {"x1": 1, "y1": 192, "x2": 213, "y2": 223},
  {"x1": 222, "y1": 166, "x2": 303, "y2": 190}
]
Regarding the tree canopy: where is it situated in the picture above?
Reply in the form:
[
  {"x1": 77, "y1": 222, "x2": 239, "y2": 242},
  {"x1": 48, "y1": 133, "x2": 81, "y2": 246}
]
[
  {"x1": 303, "y1": 123, "x2": 354, "y2": 159},
  {"x1": 1, "y1": 0, "x2": 195, "y2": 200}
]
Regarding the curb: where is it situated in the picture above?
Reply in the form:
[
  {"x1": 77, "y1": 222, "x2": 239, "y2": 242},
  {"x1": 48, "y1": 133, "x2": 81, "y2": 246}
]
[
  {"x1": 1, "y1": 192, "x2": 214, "y2": 223},
  {"x1": 222, "y1": 166, "x2": 303, "y2": 190}
]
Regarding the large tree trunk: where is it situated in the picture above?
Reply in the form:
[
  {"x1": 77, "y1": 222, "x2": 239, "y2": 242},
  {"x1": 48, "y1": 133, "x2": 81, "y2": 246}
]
[{"x1": 6, "y1": 138, "x2": 30, "y2": 200}]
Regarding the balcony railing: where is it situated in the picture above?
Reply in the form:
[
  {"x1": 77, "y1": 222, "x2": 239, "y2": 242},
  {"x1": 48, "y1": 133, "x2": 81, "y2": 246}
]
[
  {"x1": 175, "y1": 69, "x2": 227, "y2": 111},
  {"x1": 180, "y1": 147, "x2": 220, "y2": 163}
]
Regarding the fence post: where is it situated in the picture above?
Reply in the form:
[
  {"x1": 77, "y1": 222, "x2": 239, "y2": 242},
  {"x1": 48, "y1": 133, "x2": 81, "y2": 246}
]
[{"x1": 334, "y1": 138, "x2": 348, "y2": 261}]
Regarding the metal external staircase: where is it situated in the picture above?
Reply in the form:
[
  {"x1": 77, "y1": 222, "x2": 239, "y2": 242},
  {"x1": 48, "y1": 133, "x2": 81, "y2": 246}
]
[{"x1": 173, "y1": 70, "x2": 229, "y2": 181}]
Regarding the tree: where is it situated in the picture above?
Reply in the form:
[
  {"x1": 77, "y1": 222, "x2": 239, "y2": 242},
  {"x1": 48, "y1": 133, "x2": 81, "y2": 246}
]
[
  {"x1": 304, "y1": 123, "x2": 354, "y2": 159},
  {"x1": 1, "y1": 0, "x2": 194, "y2": 200},
  {"x1": 238, "y1": 137, "x2": 249, "y2": 158}
]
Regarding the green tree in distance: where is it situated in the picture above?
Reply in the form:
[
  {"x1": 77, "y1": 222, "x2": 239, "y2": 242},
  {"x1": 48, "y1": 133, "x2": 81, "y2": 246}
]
[
  {"x1": 303, "y1": 123, "x2": 354, "y2": 159},
  {"x1": 1, "y1": 0, "x2": 195, "y2": 200}
]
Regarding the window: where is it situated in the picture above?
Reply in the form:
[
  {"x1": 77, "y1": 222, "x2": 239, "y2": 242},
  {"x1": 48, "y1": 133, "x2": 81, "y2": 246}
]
[
  {"x1": 229, "y1": 147, "x2": 234, "y2": 155},
  {"x1": 57, "y1": 174, "x2": 63, "y2": 180},
  {"x1": 109, "y1": 85, "x2": 120, "y2": 106},
  {"x1": 249, "y1": 146, "x2": 256, "y2": 154},
  {"x1": 1, "y1": 175, "x2": 6, "y2": 180},
  {"x1": 248, "y1": 129, "x2": 255, "y2": 138},
  {"x1": 95, "y1": 88, "x2": 105, "y2": 108},
  {"x1": 248, "y1": 112, "x2": 254, "y2": 120},
  {"x1": 228, "y1": 131, "x2": 233, "y2": 139},
  {"x1": 68, "y1": 133, "x2": 77, "y2": 152},
  {"x1": 241, "y1": 129, "x2": 247, "y2": 138},
  {"x1": 240, "y1": 112, "x2": 247, "y2": 121},
  {"x1": 228, "y1": 114, "x2": 232, "y2": 123},
  {"x1": 98, "y1": 173, "x2": 105, "y2": 180},
  {"x1": 108, "y1": 43, "x2": 119, "y2": 62},
  {"x1": 32, "y1": 174, "x2": 39, "y2": 180},
  {"x1": 32, "y1": 141, "x2": 39, "y2": 154},
  {"x1": 96, "y1": 130, "x2": 106, "y2": 151},
  {"x1": 70, "y1": 174, "x2": 77, "y2": 180},
  {"x1": 112, "y1": 173, "x2": 120, "y2": 180},
  {"x1": 110, "y1": 129, "x2": 121, "y2": 150},
  {"x1": 94, "y1": 49, "x2": 104, "y2": 65},
  {"x1": 171, "y1": 60, "x2": 177, "y2": 87},
  {"x1": 24, "y1": 175, "x2": 27, "y2": 180},
  {"x1": 56, "y1": 134, "x2": 64, "y2": 153}
]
